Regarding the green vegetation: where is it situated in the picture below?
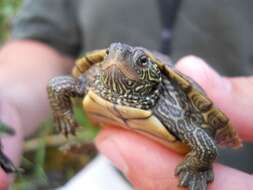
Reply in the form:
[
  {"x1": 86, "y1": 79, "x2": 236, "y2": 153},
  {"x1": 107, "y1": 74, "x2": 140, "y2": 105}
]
[{"x1": 0, "y1": 0, "x2": 21, "y2": 42}]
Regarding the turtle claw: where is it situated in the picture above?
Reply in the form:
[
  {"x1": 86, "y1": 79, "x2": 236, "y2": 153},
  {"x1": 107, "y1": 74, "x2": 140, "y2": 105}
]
[
  {"x1": 176, "y1": 165, "x2": 214, "y2": 190},
  {"x1": 53, "y1": 112, "x2": 78, "y2": 137}
]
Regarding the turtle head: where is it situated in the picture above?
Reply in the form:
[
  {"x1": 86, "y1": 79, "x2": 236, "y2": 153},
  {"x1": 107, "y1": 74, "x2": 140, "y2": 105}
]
[{"x1": 100, "y1": 43, "x2": 161, "y2": 96}]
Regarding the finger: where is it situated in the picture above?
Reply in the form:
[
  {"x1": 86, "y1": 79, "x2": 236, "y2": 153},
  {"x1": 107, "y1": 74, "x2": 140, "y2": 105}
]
[
  {"x1": 176, "y1": 56, "x2": 253, "y2": 141},
  {"x1": 96, "y1": 127, "x2": 253, "y2": 190},
  {"x1": 0, "y1": 101, "x2": 24, "y2": 188},
  {"x1": 0, "y1": 101, "x2": 23, "y2": 165},
  {"x1": 0, "y1": 169, "x2": 9, "y2": 190}
]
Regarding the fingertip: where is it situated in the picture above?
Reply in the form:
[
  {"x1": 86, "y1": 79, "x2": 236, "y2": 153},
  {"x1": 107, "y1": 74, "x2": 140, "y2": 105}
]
[
  {"x1": 176, "y1": 54, "x2": 208, "y2": 67},
  {"x1": 0, "y1": 169, "x2": 9, "y2": 190},
  {"x1": 175, "y1": 55, "x2": 232, "y2": 108},
  {"x1": 176, "y1": 55, "x2": 208, "y2": 70},
  {"x1": 176, "y1": 55, "x2": 220, "y2": 88}
]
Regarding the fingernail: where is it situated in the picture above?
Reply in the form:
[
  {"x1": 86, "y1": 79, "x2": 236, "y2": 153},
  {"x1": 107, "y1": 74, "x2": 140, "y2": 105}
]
[{"x1": 97, "y1": 136, "x2": 129, "y2": 174}]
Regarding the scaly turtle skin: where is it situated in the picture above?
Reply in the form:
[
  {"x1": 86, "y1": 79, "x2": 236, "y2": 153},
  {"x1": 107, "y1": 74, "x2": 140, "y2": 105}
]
[
  {"x1": 0, "y1": 122, "x2": 18, "y2": 173},
  {"x1": 47, "y1": 43, "x2": 241, "y2": 190}
]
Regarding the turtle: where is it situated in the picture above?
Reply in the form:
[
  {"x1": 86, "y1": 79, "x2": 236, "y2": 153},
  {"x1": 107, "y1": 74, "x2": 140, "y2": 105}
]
[
  {"x1": 47, "y1": 42, "x2": 241, "y2": 190},
  {"x1": 0, "y1": 122, "x2": 19, "y2": 173}
]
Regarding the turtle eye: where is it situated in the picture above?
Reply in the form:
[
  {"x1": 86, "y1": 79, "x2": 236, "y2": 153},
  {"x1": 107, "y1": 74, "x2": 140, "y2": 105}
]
[{"x1": 137, "y1": 55, "x2": 149, "y2": 67}]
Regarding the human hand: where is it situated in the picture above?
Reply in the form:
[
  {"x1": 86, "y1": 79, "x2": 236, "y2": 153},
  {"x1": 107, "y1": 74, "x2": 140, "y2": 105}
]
[
  {"x1": 0, "y1": 40, "x2": 74, "y2": 190},
  {"x1": 0, "y1": 101, "x2": 23, "y2": 190},
  {"x1": 96, "y1": 56, "x2": 253, "y2": 190}
]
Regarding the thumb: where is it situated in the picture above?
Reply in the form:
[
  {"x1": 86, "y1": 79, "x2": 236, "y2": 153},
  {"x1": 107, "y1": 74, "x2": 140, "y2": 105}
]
[
  {"x1": 0, "y1": 100, "x2": 24, "y2": 189},
  {"x1": 176, "y1": 56, "x2": 253, "y2": 141},
  {"x1": 0, "y1": 101, "x2": 23, "y2": 166},
  {"x1": 176, "y1": 55, "x2": 232, "y2": 109}
]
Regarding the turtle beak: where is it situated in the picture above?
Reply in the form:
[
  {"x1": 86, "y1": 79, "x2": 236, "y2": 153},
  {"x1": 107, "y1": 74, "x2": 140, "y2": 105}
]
[{"x1": 102, "y1": 59, "x2": 139, "y2": 81}]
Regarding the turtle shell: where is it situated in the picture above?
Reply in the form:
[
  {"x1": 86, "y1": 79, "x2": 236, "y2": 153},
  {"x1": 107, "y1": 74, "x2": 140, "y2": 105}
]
[
  {"x1": 144, "y1": 50, "x2": 241, "y2": 148},
  {"x1": 83, "y1": 90, "x2": 190, "y2": 154},
  {"x1": 73, "y1": 48, "x2": 241, "y2": 152}
]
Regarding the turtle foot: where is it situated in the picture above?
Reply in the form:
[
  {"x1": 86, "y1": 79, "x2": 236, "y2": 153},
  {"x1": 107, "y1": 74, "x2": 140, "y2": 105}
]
[
  {"x1": 175, "y1": 164, "x2": 214, "y2": 190},
  {"x1": 53, "y1": 111, "x2": 78, "y2": 137}
]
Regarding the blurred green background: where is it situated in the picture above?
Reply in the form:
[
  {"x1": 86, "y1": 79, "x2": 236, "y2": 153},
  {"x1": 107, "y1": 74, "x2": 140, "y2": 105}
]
[
  {"x1": 0, "y1": 1, "x2": 98, "y2": 189},
  {"x1": 0, "y1": 0, "x2": 21, "y2": 42}
]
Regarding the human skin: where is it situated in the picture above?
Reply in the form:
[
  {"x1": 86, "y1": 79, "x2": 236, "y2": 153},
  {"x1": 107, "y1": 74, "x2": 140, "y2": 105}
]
[
  {"x1": 95, "y1": 56, "x2": 253, "y2": 190},
  {"x1": 0, "y1": 42, "x2": 252, "y2": 189},
  {"x1": 0, "y1": 40, "x2": 74, "y2": 189}
]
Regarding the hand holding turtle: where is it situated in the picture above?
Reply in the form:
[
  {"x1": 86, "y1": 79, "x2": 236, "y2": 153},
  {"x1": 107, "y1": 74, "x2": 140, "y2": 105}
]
[
  {"x1": 96, "y1": 55, "x2": 253, "y2": 190},
  {"x1": 48, "y1": 44, "x2": 242, "y2": 190}
]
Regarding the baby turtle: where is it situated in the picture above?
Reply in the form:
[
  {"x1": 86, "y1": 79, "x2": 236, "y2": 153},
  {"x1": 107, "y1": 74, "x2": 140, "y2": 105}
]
[{"x1": 47, "y1": 43, "x2": 241, "y2": 190}]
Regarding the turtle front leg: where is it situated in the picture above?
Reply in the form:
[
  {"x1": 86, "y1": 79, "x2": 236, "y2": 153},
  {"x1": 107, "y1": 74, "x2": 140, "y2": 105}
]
[
  {"x1": 47, "y1": 76, "x2": 86, "y2": 136},
  {"x1": 175, "y1": 126, "x2": 217, "y2": 190}
]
